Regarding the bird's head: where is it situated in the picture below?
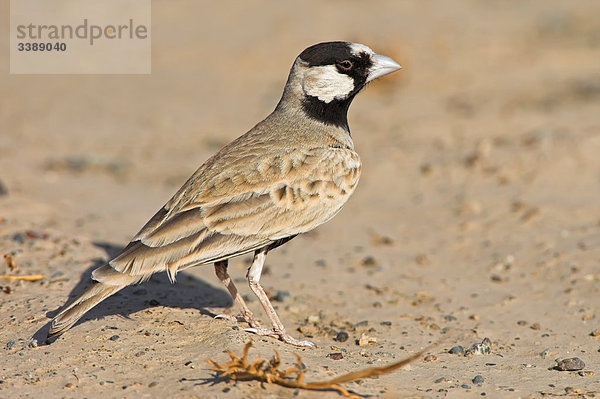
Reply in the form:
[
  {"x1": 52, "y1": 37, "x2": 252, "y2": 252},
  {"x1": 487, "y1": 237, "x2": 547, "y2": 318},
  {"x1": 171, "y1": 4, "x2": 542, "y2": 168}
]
[{"x1": 277, "y1": 41, "x2": 402, "y2": 130}]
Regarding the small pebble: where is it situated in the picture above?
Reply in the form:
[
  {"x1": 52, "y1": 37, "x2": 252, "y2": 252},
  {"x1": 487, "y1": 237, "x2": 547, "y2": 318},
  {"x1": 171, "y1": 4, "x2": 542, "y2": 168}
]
[
  {"x1": 461, "y1": 384, "x2": 471, "y2": 389},
  {"x1": 3, "y1": 254, "x2": 17, "y2": 271},
  {"x1": 555, "y1": 357, "x2": 585, "y2": 371},
  {"x1": 380, "y1": 321, "x2": 392, "y2": 326},
  {"x1": 148, "y1": 381, "x2": 158, "y2": 387},
  {"x1": 0, "y1": 179, "x2": 8, "y2": 196},
  {"x1": 12, "y1": 233, "x2": 26, "y2": 243},
  {"x1": 28, "y1": 339, "x2": 38, "y2": 348},
  {"x1": 415, "y1": 254, "x2": 430, "y2": 265},
  {"x1": 590, "y1": 329, "x2": 600, "y2": 337},
  {"x1": 109, "y1": 335, "x2": 120, "y2": 341},
  {"x1": 443, "y1": 315, "x2": 457, "y2": 321},
  {"x1": 334, "y1": 331, "x2": 349, "y2": 342},
  {"x1": 5, "y1": 340, "x2": 16, "y2": 350},
  {"x1": 297, "y1": 325, "x2": 318, "y2": 337},
  {"x1": 371, "y1": 234, "x2": 394, "y2": 246},
  {"x1": 530, "y1": 323, "x2": 541, "y2": 330},
  {"x1": 357, "y1": 333, "x2": 377, "y2": 346},
  {"x1": 361, "y1": 256, "x2": 377, "y2": 267},
  {"x1": 420, "y1": 163, "x2": 432, "y2": 175},
  {"x1": 578, "y1": 371, "x2": 594, "y2": 377},
  {"x1": 466, "y1": 341, "x2": 491, "y2": 356},
  {"x1": 449, "y1": 345, "x2": 465, "y2": 355},
  {"x1": 272, "y1": 290, "x2": 290, "y2": 302},
  {"x1": 423, "y1": 354, "x2": 437, "y2": 362},
  {"x1": 241, "y1": 294, "x2": 254, "y2": 303},
  {"x1": 517, "y1": 320, "x2": 527, "y2": 326},
  {"x1": 540, "y1": 348, "x2": 550, "y2": 358},
  {"x1": 472, "y1": 375, "x2": 485, "y2": 385},
  {"x1": 25, "y1": 230, "x2": 48, "y2": 239},
  {"x1": 328, "y1": 352, "x2": 343, "y2": 360}
]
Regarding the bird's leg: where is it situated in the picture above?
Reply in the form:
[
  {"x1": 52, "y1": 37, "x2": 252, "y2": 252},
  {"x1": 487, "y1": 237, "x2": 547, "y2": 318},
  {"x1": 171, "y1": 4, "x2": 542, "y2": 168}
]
[
  {"x1": 213, "y1": 260, "x2": 263, "y2": 329},
  {"x1": 246, "y1": 248, "x2": 315, "y2": 347}
]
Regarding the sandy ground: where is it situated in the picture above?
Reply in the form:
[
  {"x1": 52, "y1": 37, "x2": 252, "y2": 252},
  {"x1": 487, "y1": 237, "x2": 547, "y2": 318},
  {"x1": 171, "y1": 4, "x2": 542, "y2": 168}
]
[{"x1": 2, "y1": 1, "x2": 600, "y2": 398}]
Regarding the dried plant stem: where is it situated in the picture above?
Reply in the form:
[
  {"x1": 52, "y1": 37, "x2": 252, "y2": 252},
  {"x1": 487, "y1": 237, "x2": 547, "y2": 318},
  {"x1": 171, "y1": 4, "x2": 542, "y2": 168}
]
[
  {"x1": 207, "y1": 342, "x2": 429, "y2": 398},
  {"x1": 0, "y1": 274, "x2": 45, "y2": 281}
]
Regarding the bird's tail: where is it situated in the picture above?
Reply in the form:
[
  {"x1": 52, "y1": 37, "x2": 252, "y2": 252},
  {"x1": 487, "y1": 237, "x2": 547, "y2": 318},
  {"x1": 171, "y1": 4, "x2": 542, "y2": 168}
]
[
  {"x1": 47, "y1": 262, "x2": 145, "y2": 339},
  {"x1": 47, "y1": 281, "x2": 124, "y2": 339}
]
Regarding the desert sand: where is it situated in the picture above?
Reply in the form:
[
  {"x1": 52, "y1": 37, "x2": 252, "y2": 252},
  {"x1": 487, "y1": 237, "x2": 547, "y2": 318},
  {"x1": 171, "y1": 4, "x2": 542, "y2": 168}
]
[{"x1": 1, "y1": 1, "x2": 600, "y2": 398}]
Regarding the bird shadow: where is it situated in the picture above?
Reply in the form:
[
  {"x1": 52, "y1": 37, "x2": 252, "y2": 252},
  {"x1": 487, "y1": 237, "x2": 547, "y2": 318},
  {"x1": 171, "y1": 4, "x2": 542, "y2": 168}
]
[{"x1": 33, "y1": 241, "x2": 233, "y2": 345}]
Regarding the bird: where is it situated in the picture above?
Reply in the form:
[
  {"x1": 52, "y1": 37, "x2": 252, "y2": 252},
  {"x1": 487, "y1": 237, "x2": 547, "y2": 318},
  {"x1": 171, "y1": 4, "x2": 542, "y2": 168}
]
[{"x1": 47, "y1": 41, "x2": 402, "y2": 347}]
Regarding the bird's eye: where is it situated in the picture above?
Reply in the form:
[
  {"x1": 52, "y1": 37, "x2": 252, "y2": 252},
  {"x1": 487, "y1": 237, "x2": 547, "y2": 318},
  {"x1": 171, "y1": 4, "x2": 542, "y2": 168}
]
[{"x1": 338, "y1": 60, "x2": 353, "y2": 71}]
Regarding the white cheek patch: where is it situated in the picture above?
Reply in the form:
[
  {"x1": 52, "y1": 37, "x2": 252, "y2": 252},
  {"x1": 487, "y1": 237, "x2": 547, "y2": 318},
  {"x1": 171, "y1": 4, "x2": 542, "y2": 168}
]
[{"x1": 302, "y1": 65, "x2": 355, "y2": 103}]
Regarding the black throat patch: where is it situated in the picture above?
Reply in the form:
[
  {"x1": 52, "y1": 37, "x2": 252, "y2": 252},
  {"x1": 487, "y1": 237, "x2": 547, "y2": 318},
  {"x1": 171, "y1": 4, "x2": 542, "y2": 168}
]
[{"x1": 301, "y1": 95, "x2": 352, "y2": 130}]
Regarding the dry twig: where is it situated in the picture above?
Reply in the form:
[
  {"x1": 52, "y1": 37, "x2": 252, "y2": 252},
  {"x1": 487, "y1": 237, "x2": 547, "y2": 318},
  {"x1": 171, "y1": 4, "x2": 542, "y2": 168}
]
[
  {"x1": 206, "y1": 342, "x2": 427, "y2": 398},
  {"x1": 0, "y1": 274, "x2": 45, "y2": 281}
]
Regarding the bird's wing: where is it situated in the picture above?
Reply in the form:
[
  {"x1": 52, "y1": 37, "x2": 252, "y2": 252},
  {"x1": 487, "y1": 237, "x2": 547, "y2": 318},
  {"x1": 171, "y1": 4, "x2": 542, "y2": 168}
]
[{"x1": 105, "y1": 146, "x2": 361, "y2": 280}]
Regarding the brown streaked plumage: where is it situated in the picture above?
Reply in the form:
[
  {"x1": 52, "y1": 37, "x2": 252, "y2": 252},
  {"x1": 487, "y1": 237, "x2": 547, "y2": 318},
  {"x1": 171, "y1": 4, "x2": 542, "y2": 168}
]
[{"x1": 48, "y1": 41, "x2": 401, "y2": 347}]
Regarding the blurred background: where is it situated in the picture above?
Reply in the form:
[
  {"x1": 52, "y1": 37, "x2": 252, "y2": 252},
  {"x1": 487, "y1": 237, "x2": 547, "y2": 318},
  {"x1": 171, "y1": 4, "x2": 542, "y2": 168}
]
[{"x1": 1, "y1": 0, "x2": 599, "y2": 244}]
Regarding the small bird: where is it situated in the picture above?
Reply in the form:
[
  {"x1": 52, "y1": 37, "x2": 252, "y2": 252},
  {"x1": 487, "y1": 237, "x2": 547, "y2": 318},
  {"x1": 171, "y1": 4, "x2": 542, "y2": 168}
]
[{"x1": 48, "y1": 41, "x2": 401, "y2": 347}]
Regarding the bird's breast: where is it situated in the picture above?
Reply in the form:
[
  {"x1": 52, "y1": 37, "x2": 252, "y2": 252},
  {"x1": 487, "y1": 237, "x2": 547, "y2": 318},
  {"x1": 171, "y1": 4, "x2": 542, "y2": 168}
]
[{"x1": 269, "y1": 147, "x2": 361, "y2": 209}]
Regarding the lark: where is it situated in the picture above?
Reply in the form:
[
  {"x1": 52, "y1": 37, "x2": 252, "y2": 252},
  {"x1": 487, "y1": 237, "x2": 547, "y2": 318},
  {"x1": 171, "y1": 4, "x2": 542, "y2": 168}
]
[{"x1": 48, "y1": 41, "x2": 401, "y2": 347}]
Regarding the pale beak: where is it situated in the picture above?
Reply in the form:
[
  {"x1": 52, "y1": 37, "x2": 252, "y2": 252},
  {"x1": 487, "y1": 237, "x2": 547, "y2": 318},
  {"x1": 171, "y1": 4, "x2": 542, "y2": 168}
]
[{"x1": 367, "y1": 54, "x2": 402, "y2": 82}]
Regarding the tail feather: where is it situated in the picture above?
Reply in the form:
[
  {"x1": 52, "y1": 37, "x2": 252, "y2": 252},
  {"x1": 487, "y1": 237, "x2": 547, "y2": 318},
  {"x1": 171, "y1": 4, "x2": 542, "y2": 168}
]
[{"x1": 47, "y1": 282, "x2": 124, "y2": 339}]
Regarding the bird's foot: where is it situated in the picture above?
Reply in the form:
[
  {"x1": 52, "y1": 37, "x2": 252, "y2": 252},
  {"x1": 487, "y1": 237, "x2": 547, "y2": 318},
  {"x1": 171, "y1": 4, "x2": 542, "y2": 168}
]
[{"x1": 244, "y1": 327, "x2": 316, "y2": 348}]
